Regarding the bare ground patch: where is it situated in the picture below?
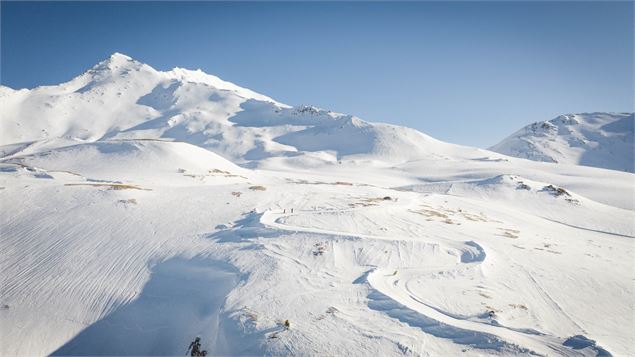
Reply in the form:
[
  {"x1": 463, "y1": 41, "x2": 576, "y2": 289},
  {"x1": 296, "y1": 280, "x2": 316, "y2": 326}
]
[{"x1": 65, "y1": 183, "x2": 151, "y2": 191}]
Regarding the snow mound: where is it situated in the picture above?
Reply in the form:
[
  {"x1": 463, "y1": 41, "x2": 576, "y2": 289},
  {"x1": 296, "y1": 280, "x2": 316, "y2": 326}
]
[
  {"x1": 490, "y1": 112, "x2": 634, "y2": 172},
  {"x1": 6, "y1": 140, "x2": 250, "y2": 185}
]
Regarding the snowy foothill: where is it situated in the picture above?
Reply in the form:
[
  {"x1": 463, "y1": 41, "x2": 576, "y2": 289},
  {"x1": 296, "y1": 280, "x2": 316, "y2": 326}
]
[
  {"x1": 490, "y1": 112, "x2": 634, "y2": 173},
  {"x1": 0, "y1": 53, "x2": 633, "y2": 356}
]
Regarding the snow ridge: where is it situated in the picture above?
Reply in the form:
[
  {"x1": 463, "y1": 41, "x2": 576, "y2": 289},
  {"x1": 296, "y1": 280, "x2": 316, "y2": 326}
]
[
  {"x1": 0, "y1": 53, "x2": 473, "y2": 166},
  {"x1": 490, "y1": 112, "x2": 634, "y2": 172}
]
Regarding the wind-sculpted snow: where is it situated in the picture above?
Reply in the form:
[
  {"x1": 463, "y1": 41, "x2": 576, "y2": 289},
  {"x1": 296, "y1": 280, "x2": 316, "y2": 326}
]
[
  {"x1": 365, "y1": 289, "x2": 533, "y2": 355},
  {"x1": 1, "y1": 53, "x2": 633, "y2": 356}
]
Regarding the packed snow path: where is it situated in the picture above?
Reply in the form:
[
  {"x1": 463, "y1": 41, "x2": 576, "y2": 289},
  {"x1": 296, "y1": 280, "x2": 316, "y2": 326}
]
[{"x1": 259, "y1": 205, "x2": 608, "y2": 356}]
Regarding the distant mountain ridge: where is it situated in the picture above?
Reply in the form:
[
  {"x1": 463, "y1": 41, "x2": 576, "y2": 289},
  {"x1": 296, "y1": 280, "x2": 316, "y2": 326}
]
[
  {"x1": 1, "y1": 53, "x2": 632, "y2": 173},
  {"x1": 0, "y1": 53, "x2": 491, "y2": 167},
  {"x1": 489, "y1": 112, "x2": 634, "y2": 173}
]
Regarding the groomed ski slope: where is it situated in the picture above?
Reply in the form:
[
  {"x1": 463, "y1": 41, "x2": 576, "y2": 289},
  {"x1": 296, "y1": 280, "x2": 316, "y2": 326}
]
[{"x1": 1, "y1": 54, "x2": 633, "y2": 356}]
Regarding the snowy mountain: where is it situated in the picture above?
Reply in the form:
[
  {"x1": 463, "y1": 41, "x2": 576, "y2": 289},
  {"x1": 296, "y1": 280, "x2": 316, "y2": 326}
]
[
  {"x1": 489, "y1": 112, "x2": 634, "y2": 172},
  {"x1": 0, "y1": 53, "x2": 481, "y2": 167},
  {"x1": 1, "y1": 54, "x2": 633, "y2": 357}
]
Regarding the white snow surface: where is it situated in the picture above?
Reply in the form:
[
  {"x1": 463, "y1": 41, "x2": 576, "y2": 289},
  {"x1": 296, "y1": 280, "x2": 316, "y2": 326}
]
[
  {"x1": 1, "y1": 53, "x2": 633, "y2": 357},
  {"x1": 489, "y1": 112, "x2": 634, "y2": 173}
]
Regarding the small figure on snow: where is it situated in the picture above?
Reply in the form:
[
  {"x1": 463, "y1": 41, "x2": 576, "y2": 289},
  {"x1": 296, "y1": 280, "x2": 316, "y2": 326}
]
[{"x1": 187, "y1": 337, "x2": 207, "y2": 356}]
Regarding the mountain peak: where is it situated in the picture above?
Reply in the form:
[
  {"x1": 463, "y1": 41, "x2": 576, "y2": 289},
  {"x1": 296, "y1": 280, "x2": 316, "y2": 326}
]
[
  {"x1": 89, "y1": 52, "x2": 145, "y2": 75},
  {"x1": 109, "y1": 52, "x2": 133, "y2": 61},
  {"x1": 490, "y1": 112, "x2": 634, "y2": 172}
]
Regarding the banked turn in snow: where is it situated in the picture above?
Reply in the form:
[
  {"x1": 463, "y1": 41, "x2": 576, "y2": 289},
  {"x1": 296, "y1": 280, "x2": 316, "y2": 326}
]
[{"x1": 1, "y1": 53, "x2": 632, "y2": 356}]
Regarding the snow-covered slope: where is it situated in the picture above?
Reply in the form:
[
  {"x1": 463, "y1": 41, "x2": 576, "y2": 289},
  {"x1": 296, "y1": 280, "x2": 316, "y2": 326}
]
[
  {"x1": 5, "y1": 140, "x2": 251, "y2": 185},
  {"x1": 489, "y1": 112, "x2": 634, "y2": 172},
  {"x1": 0, "y1": 53, "x2": 484, "y2": 167},
  {"x1": 1, "y1": 53, "x2": 633, "y2": 357}
]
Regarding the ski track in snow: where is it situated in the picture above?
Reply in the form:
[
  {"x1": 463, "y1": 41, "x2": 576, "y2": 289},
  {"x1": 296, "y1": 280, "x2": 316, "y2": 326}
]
[
  {"x1": 258, "y1": 205, "x2": 597, "y2": 356},
  {"x1": 1, "y1": 151, "x2": 630, "y2": 356}
]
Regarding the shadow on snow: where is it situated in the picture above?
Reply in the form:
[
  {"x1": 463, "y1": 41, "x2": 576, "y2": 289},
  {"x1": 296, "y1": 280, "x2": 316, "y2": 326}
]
[{"x1": 51, "y1": 257, "x2": 239, "y2": 356}]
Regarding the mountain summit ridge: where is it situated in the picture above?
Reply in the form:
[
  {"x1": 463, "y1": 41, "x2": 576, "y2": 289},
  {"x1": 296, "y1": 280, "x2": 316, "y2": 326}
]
[
  {"x1": 0, "y1": 53, "x2": 484, "y2": 166},
  {"x1": 490, "y1": 112, "x2": 634, "y2": 172},
  {"x1": 1, "y1": 53, "x2": 632, "y2": 173}
]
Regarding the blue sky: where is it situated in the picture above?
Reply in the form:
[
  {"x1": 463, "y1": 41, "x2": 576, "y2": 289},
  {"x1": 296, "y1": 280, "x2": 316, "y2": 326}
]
[{"x1": 2, "y1": 1, "x2": 633, "y2": 147}]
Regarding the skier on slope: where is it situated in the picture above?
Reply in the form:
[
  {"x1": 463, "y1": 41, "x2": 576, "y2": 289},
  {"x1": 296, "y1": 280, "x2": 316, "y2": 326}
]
[{"x1": 187, "y1": 337, "x2": 207, "y2": 356}]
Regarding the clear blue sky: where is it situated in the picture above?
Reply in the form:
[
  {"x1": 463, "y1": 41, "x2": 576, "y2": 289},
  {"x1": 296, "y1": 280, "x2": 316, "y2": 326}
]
[{"x1": 2, "y1": 1, "x2": 633, "y2": 147}]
